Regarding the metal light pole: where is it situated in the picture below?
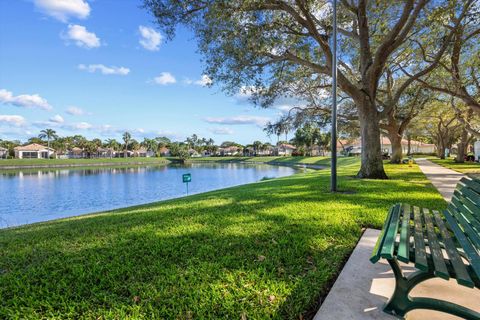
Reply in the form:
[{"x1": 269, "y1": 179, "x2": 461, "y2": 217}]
[{"x1": 331, "y1": 0, "x2": 338, "y2": 192}]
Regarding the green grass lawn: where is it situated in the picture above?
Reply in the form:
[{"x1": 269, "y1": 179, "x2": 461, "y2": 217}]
[
  {"x1": 426, "y1": 157, "x2": 480, "y2": 174},
  {"x1": 0, "y1": 157, "x2": 170, "y2": 168},
  {"x1": 0, "y1": 158, "x2": 444, "y2": 319}
]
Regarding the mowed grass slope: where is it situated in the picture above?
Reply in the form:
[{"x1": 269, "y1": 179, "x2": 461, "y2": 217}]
[
  {"x1": 188, "y1": 155, "x2": 330, "y2": 165},
  {"x1": 0, "y1": 159, "x2": 444, "y2": 319}
]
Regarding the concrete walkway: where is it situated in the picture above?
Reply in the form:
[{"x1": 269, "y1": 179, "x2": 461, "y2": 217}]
[
  {"x1": 314, "y1": 160, "x2": 479, "y2": 320},
  {"x1": 415, "y1": 159, "x2": 466, "y2": 201}
]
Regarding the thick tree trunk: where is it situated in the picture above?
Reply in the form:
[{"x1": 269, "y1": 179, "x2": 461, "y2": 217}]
[
  {"x1": 407, "y1": 136, "x2": 411, "y2": 155},
  {"x1": 357, "y1": 107, "x2": 388, "y2": 179},
  {"x1": 456, "y1": 128, "x2": 468, "y2": 163},
  {"x1": 437, "y1": 142, "x2": 446, "y2": 159},
  {"x1": 387, "y1": 132, "x2": 403, "y2": 164}
]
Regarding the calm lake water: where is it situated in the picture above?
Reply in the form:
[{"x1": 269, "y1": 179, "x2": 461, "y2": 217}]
[{"x1": 0, "y1": 163, "x2": 297, "y2": 228}]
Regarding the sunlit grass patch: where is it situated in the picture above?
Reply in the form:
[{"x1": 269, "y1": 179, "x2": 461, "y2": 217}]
[{"x1": 427, "y1": 157, "x2": 480, "y2": 174}]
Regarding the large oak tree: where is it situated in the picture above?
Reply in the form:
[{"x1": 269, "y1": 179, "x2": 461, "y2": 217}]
[{"x1": 144, "y1": 0, "x2": 472, "y2": 178}]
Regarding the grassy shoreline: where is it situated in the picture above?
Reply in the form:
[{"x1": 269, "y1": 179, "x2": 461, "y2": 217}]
[
  {"x1": 0, "y1": 157, "x2": 171, "y2": 170},
  {"x1": 187, "y1": 155, "x2": 331, "y2": 165},
  {"x1": 0, "y1": 158, "x2": 444, "y2": 319},
  {"x1": 0, "y1": 156, "x2": 332, "y2": 170}
]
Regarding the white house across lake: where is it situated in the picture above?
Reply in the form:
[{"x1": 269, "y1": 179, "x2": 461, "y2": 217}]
[
  {"x1": 14, "y1": 143, "x2": 55, "y2": 159},
  {"x1": 0, "y1": 147, "x2": 8, "y2": 159}
]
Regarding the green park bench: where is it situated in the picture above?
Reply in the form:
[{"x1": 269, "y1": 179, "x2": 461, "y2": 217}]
[{"x1": 371, "y1": 177, "x2": 480, "y2": 319}]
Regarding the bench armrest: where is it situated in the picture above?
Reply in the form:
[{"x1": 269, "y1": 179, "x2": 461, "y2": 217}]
[{"x1": 370, "y1": 204, "x2": 400, "y2": 263}]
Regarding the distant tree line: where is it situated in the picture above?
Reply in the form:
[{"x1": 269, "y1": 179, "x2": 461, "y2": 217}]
[{"x1": 0, "y1": 130, "x2": 329, "y2": 159}]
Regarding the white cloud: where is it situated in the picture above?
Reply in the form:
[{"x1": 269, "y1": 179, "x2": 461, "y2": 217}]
[
  {"x1": 234, "y1": 86, "x2": 309, "y2": 114},
  {"x1": 184, "y1": 75, "x2": 212, "y2": 86},
  {"x1": 0, "y1": 115, "x2": 26, "y2": 126},
  {"x1": 33, "y1": 119, "x2": 92, "y2": 130},
  {"x1": 204, "y1": 115, "x2": 271, "y2": 127},
  {"x1": 153, "y1": 72, "x2": 176, "y2": 85},
  {"x1": 98, "y1": 124, "x2": 113, "y2": 132},
  {"x1": 66, "y1": 106, "x2": 86, "y2": 116},
  {"x1": 138, "y1": 26, "x2": 162, "y2": 51},
  {"x1": 73, "y1": 122, "x2": 92, "y2": 129},
  {"x1": 235, "y1": 86, "x2": 260, "y2": 101},
  {"x1": 78, "y1": 64, "x2": 130, "y2": 75},
  {"x1": 196, "y1": 75, "x2": 213, "y2": 86},
  {"x1": 34, "y1": 0, "x2": 90, "y2": 22},
  {"x1": 33, "y1": 120, "x2": 58, "y2": 128},
  {"x1": 62, "y1": 24, "x2": 100, "y2": 48},
  {"x1": 49, "y1": 114, "x2": 64, "y2": 123},
  {"x1": 209, "y1": 127, "x2": 234, "y2": 135},
  {"x1": 275, "y1": 105, "x2": 294, "y2": 112},
  {"x1": 0, "y1": 89, "x2": 52, "y2": 110}
]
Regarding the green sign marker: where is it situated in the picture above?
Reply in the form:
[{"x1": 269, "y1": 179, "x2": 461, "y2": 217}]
[
  {"x1": 182, "y1": 173, "x2": 191, "y2": 194},
  {"x1": 182, "y1": 173, "x2": 191, "y2": 183}
]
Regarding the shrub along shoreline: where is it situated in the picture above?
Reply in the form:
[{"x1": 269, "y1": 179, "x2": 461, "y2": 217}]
[{"x1": 0, "y1": 158, "x2": 445, "y2": 319}]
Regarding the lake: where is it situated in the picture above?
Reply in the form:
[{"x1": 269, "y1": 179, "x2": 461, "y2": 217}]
[{"x1": 0, "y1": 163, "x2": 297, "y2": 228}]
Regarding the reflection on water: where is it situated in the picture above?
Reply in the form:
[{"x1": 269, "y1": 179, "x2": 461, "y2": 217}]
[{"x1": 0, "y1": 163, "x2": 296, "y2": 228}]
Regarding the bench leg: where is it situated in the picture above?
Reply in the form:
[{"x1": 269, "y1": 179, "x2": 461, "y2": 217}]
[
  {"x1": 384, "y1": 258, "x2": 480, "y2": 320},
  {"x1": 383, "y1": 258, "x2": 434, "y2": 317}
]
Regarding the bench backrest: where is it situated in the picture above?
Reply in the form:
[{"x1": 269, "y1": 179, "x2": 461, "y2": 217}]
[
  {"x1": 446, "y1": 177, "x2": 480, "y2": 279},
  {"x1": 448, "y1": 177, "x2": 480, "y2": 234}
]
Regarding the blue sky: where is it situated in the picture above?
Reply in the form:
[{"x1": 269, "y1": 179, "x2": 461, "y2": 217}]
[{"x1": 0, "y1": 0, "x2": 285, "y2": 144}]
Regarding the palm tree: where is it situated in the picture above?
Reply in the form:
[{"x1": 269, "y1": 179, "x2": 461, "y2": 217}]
[
  {"x1": 142, "y1": 138, "x2": 158, "y2": 156},
  {"x1": 38, "y1": 129, "x2": 58, "y2": 157},
  {"x1": 83, "y1": 141, "x2": 98, "y2": 158},
  {"x1": 155, "y1": 136, "x2": 171, "y2": 148},
  {"x1": 262, "y1": 142, "x2": 273, "y2": 156},
  {"x1": 105, "y1": 139, "x2": 121, "y2": 151},
  {"x1": 185, "y1": 134, "x2": 199, "y2": 149},
  {"x1": 91, "y1": 138, "x2": 102, "y2": 147},
  {"x1": 52, "y1": 137, "x2": 68, "y2": 156},
  {"x1": 205, "y1": 138, "x2": 215, "y2": 155},
  {"x1": 104, "y1": 139, "x2": 120, "y2": 158},
  {"x1": 122, "y1": 131, "x2": 131, "y2": 157},
  {"x1": 252, "y1": 140, "x2": 262, "y2": 156},
  {"x1": 129, "y1": 139, "x2": 140, "y2": 157}
]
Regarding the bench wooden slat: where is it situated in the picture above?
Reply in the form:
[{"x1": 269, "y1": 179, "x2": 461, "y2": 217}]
[
  {"x1": 423, "y1": 208, "x2": 449, "y2": 279},
  {"x1": 436, "y1": 210, "x2": 476, "y2": 287},
  {"x1": 380, "y1": 204, "x2": 402, "y2": 259},
  {"x1": 397, "y1": 203, "x2": 411, "y2": 263},
  {"x1": 453, "y1": 188, "x2": 480, "y2": 214},
  {"x1": 451, "y1": 194, "x2": 480, "y2": 233},
  {"x1": 448, "y1": 205, "x2": 480, "y2": 252},
  {"x1": 413, "y1": 206, "x2": 428, "y2": 271},
  {"x1": 370, "y1": 205, "x2": 397, "y2": 263},
  {"x1": 444, "y1": 208, "x2": 480, "y2": 281},
  {"x1": 457, "y1": 187, "x2": 480, "y2": 211},
  {"x1": 460, "y1": 177, "x2": 480, "y2": 194}
]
